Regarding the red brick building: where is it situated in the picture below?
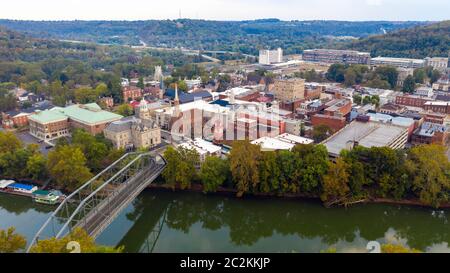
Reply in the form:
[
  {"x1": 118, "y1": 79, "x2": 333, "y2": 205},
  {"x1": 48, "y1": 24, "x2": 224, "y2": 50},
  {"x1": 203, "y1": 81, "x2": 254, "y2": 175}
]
[
  {"x1": 395, "y1": 95, "x2": 430, "y2": 108},
  {"x1": 423, "y1": 101, "x2": 450, "y2": 114},
  {"x1": 323, "y1": 99, "x2": 352, "y2": 116},
  {"x1": 311, "y1": 99, "x2": 351, "y2": 132},
  {"x1": 424, "y1": 112, "x2": 447, "y2": 124},
  {"x1": 411, "y1": 123, "x2": 449, "y2": 146},
  {"x1": 311, "y1": 114, "x2": 346, "y2": 132},
  {"x1": 304, "y1": 85, "x2": 323, "y2": 100},
  {"x1": 123, "y1": 86, "x2": 143, "y2": 102},
  {"x1": 1, "y1": 112, "x2": 30, "y2": 129},
  {"x1": 99, "y1": 97, "x2": 114, "y2": 108}
]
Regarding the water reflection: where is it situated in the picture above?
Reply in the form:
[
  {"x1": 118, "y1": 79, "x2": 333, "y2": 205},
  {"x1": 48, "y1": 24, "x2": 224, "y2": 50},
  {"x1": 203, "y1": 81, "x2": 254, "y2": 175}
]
[
  {"x1": 0, "y1": 194, "x2": 54, "y2": 247},
  {"x1": 1, "y1": 189, "x2": 449, "y2": 253},
  {"x1": 0, "y1": 194, "x2": 53, "y2": 215},
  {"x1": 117, "y1": 190, "x2": 450, "y2": 252}
]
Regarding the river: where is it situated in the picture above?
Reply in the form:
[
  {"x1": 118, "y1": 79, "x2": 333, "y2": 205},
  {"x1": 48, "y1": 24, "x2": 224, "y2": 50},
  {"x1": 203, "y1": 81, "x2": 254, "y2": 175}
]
[{"x1": 1, "y1": 190, "x2": 449, "y2": 253}]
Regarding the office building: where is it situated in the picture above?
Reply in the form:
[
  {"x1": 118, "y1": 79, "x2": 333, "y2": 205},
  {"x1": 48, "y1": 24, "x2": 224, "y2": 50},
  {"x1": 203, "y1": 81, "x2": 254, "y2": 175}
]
[
  {"x1": 302, "y1": 49, "x2": 371, "y2": 65},
  {"x1": 371, "y1": 57, "x2": 425, "y2": 69},
  {"x1": 273, "y1": 78, "x2": 305, "y2": 102},
  {"x1": 259, "y1": 48, "x2": 283, "y2": 65},
  {"x1": 103, "y1": 117, "x2": 161, "y2": 150}
]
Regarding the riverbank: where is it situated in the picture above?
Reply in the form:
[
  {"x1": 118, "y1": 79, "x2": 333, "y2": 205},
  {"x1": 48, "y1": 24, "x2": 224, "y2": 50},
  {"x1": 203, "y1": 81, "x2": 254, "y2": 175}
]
[{"x1": 146, "y1": 183, "x2": 450, "y2": 209}]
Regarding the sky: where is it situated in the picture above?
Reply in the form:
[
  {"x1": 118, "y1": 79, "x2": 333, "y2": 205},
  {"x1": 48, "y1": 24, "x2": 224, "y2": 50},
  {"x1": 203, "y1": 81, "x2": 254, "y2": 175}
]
[{"x1": 0, "y1": 0, "x2": 449, "y2": 21}]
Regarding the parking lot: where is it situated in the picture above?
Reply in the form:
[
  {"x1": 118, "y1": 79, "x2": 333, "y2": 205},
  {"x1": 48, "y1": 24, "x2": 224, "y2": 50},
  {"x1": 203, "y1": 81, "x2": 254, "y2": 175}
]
[{"x1": 15, "y1": 131, "x2": 54, "y2": 155}]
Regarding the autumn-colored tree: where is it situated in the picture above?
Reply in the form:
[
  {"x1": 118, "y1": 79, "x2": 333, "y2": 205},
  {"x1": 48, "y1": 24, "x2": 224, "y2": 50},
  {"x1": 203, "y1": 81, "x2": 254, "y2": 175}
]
[
  {"x1": 0, "y1": 227, "x2": 27, "y2": 253},
  {"x1": 30, "y1": 227, "x2": 123, "y2": 253},
  {"x1": 47, "y1": 145, "x2": 93, "y2": 191},
  {"x1": 381, "y1": 244, "x2": 421, "y2": 253},
  {"x1": 0, "y1": 131, "x2": 22, "y2": 154},
  {"x1": 405, "y1": 144, "x2": 450, "y2": 208},
  {"x1": 321, "y1": 158, "x2": 350, "y2": 203},
  {"x1": 26, "y1": 153, "x2": 48, "y2": 181},
  {"x1": 229, "y1": 141, "x2": 261, "y2": 197}
]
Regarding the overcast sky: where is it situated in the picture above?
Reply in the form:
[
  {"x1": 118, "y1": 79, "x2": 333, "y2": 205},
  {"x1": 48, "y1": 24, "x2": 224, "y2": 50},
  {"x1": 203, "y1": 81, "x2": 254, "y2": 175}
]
[{"x1": 1, "y1": 0, "x2": 449, "y2": 21}]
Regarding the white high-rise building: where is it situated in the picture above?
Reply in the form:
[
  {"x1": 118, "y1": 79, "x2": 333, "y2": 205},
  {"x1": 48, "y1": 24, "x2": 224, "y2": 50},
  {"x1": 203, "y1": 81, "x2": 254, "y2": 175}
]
[{"x1": 259, "y1": 48, "x2": 283, "y2": 65}]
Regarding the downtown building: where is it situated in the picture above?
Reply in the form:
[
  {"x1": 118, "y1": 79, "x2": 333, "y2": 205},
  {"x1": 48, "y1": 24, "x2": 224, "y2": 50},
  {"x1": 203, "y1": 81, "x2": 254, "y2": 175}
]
[
  {"x1": 28, "y1": 103, "x2": 122, "y2": 141},
  {"x1": 259, "y1": 48, "x2": 283, "y2": 65},
  {"x1": 302, "y1": 49, "x2": 371, "y2": 65}
]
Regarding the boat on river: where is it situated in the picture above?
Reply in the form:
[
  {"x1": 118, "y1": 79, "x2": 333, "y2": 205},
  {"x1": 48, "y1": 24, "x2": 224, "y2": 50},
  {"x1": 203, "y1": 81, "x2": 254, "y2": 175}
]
[
  {"x1": 0, "y1": 180, "x2": 65, "y2": 205},
  {"x1": 32, "y1": 190, "x2": 63, "y2": 205}
]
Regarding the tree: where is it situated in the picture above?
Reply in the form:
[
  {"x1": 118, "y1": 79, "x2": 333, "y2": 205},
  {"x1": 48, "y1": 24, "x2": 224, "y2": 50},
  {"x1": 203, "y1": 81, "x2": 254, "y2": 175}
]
[
  {"x1": 162, "y1": 146, "x2": 199, "y2": 190},
  {"x1": 137, "y1": 77, "x2": 145, "y2": 89},
  {"x1": 200, "y1": 157, "x2": 230, "y2": 193},
  {"x1": 26, "y1": 153, "x2": 48, "y2": 181},
  {"x1": 402, "y1": 75, "x2": 416, "y2": 93},
  {"x1": 292, "y1": 144, "x2": 329, "y2": 194},
  {"x1": 72, "y1": 129, "x2": 110, "y2": 171},
  {"x1": 353, "y1": 94, "x2": 362, "y2": 105},
  {"x1": 74, "y1": 87, "x2": 98, "y2": 104},
  {"x1": 312, "y1": 124, "x2": 333, "y2": 143},
  {"x1": 30, "y1": 227, "x2": 123, "y2": 253},
  {"x1": 116, "y1": 103, "x2": 134, "y2": 116},
  {"x1": 0, "y1": 131, "x2": 22, "y2": 154},
  {"x1": 430, "y1": 69, "x2": 442, "y2": 84},
  {"x1": 0, "y1": 145, "x2": 35, "y2": 179},
  {"x1": 374, "y1": 66, "x2": 398, "y2": 88},
  {"x1": 405, "y1": 145, "x2": 450, "y2": 208},
  {"x1": 95, "y1": 82, "x2": 108, "y2": 96},
  {"x1": 259, "y1": 151, "x2": 281, "y2": 193},
  {"x1": 413, "y1": 68, "x2": 427, "y2": 84},
  {"x1": 366, "y1": 78, "x2": 391, "y2": 90},
  {"x1": 362, "y1": 95, "x2": 372, "y2": 105},
  {"x1": 371, "y1": 95, "x2": 380, "y2": 108},
  {"x1": 177, "y1": 80, "x2": 188, "y2": 92},
  {"x1": 0, "y1": 227, "x2": 27, "y2": 253},
  {"x1": 321, "y1": 158, "x2": 350, "y2": 203},
  {"x1": 382, "y1": 244, "x2": 421, "y2": 253},
  {"x1": 344, "y1": 69, "x2": 357, "y2": 87},
  {"x1": 47, "y1": 145, "x2": 93, "y2": 191},
  {"x1": 229, "y1": 141, "x2": 261, "y2": 197},
  {"x1": 326, "y1": 64, "x2": 346, "y2": 82}
]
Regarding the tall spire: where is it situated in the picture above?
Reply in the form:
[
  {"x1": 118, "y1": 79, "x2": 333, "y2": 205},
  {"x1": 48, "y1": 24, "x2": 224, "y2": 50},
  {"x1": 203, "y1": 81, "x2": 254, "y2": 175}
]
[
  {"x1": 229, "y1": 88, "x2": 235, "y2": 105},
  {"x1": 174, "y1": 83, "x2": 180, "y2": 117},
  {"x1": 174, "y1": 83, "x2": 180, "y2": 104}
]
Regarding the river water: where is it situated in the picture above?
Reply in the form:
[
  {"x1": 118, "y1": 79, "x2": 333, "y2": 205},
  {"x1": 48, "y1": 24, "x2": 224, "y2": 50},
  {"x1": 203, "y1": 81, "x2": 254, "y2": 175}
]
[{"x1": 1, "y1": 190, "x2": 449, "y2": 253}]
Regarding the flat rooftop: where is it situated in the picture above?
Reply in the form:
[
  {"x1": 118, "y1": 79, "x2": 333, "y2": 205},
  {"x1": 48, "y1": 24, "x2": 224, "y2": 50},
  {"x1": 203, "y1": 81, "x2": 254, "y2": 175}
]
[
  {"x1": 366, "y1": 112, "x2": 415, "y2": 128},
  {"x1": 371, "y1": 57, "x2": 425, "y2": 64},
  {"x1": 324, "y1": 121, "x2": 408, "y2": 156},
  {"x1": 251, "y1": 136, "x2": 295, "y2": 151}
]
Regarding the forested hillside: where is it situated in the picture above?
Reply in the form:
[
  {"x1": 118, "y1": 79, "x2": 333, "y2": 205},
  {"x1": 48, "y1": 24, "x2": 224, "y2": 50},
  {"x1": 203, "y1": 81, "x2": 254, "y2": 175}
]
[
  {"x1": 0, "y1": 19, "x2": 427, "y2": 55},
  {"x1": 344, "y1": 20, "x2": 450, "y2": 58},
  {"x1": 0, "y1": 27, "x2": 208, "y2": 110}
]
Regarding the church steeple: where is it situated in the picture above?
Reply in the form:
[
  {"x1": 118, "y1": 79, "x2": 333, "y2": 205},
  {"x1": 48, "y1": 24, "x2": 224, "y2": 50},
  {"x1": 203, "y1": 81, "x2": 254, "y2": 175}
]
[
  {"x1": 174, "y1": 83, "x2": 181, "y2": 117},
  {"x1": 174, "y1": 83, "x2": 180, "y2": 105}
]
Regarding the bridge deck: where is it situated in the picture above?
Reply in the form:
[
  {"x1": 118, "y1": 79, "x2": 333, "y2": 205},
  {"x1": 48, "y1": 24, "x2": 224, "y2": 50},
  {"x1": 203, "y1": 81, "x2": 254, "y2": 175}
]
[{"x1": 77, "y1": 162, "x2": 165, "y2": 238}]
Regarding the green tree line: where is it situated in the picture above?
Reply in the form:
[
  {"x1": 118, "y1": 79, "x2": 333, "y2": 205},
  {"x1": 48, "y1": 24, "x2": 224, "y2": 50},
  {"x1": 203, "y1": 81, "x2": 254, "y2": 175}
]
[
  {"x1": 162, "y1": 141, "x2": 450, "y2": 208},
  {"x1": 0, "y1": 129, "x2": 125, "y2": 192}
]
